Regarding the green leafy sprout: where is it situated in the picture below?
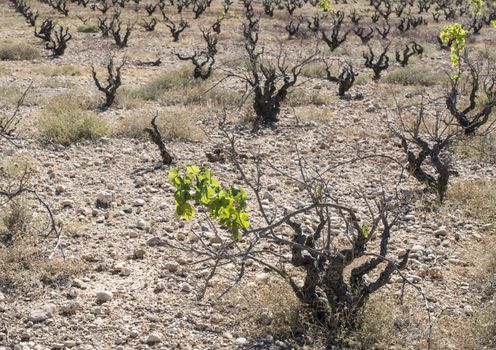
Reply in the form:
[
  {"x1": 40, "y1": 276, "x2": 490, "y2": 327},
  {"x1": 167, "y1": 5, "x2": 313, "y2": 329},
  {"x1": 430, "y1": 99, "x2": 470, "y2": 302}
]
[
  {"x1": 319, "y1": 0, "x2": 333, "y2": 13},
  {"x1": 439, "y1": 23, "x2": 468, "y2": 79},
  {"x1": 168, "y1": 165, "x2": 250, "y2": 240},
  {"x1": 360, "y1": 223, "x2": 370, "y2": 239}
]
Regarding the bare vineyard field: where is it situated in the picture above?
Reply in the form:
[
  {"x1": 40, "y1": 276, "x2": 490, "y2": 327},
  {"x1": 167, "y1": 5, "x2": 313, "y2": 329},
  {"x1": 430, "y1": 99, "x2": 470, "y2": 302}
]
[{"x1": 0, "y1": 0, "x2": 495, "y2": 349}]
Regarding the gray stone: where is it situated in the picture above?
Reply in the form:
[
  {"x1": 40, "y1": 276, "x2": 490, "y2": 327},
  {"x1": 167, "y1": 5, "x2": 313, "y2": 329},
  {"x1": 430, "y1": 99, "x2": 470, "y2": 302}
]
[
  {"x1": 146, "y1": 237, "x2": 164, "y2": 247},
  {"x1": 411, "y1": 245, "x2": 425, "y2": 254},
  {"x1": 397, "y1": 249, "x2": 407, "y2": 257},
  {"x1": 136, "y1": 219, "x2": 146, "y2": 230},
  {"x1": 61, "y1": 200, "x2": 74, "y2": 208},
  {"x1": 96, "y1": 192, "x2": 114, "y2": 208},
  {"x1": 176, "y1": 233, "x2": 186, "y2": 241},
  {"x1": 120, "y1": 267, "x2": 131, "y2": 277},
  {"x1": 235, "y1": 337, "x2": 248, "y2": 345},
  {"x1": 210, "y1": 313, "x2": 224, "y2": 324},
  {"x1": 71, "y1": 278, "x2": 85, "y2": 289},
  {"x1": 145, "y1": 333, "x2": 162, "y2": 345},
  {"x1": 28, "y1": 309, "x2": 50, "y2": 323},
  {"x1": 67, "y1": 288, "x2": 79, "y2": 299},
  {"x1": 60, "y1": 301, "x2": 82, "y2": 315},
  {"x1": 132, "y1": 199, "x2": 145, "y2": 207},
  {"x1": 435, "y1": 228, "x2": 448, "y2": 237},
  {"x1": 263, "y1": 191, "x2": 273, "y2": 201},
  {"x1": 181, "y1": 283, "x2": 192, "y2": 293},
  {"x1": 95, "y1": 291, "x2": 113, "y2": 303},
  {"x1": 464, "y1": 305, "x2": 474, "y2": 316},
  {"x1": 134, "y1": 249, "x2": 145, "y2": 259},
  {"x1": 28, "y1": 304, "x2": 57, "y2": 323},
  {"x1": 164, "y1": 262, "x2": 179, "y2": 273},
  {"x1": 64, "y1": 340, "x2": 77, "y2": 348}
]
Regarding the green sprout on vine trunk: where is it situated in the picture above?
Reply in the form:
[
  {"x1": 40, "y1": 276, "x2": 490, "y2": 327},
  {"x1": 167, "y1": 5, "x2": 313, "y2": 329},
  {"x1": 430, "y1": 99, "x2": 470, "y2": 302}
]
[
  {"x1": 439, "y1": 23, "x2": 468, "y2": 79},
  {"x1": 168, "y1": 165, "x2": 250, "y2": 240},
  {"x1": 319, "y1": 0, "x2": 333, "y2": 13},
  {"x1": 360, "y1": 224, "x2": 370, "y2": 239}
]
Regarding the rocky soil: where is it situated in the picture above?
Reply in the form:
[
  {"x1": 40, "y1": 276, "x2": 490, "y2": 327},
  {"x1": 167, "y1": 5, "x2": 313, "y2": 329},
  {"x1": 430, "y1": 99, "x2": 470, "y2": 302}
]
[{"x1": 1, "y1": 0, "x2": 495, "y2": 350}]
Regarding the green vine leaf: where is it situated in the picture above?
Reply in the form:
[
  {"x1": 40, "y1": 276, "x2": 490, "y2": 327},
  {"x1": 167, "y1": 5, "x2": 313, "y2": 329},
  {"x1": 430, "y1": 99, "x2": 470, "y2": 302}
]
[
  {"x1": 360, "y1": 224, "x2": 370, "y2": 239},
  {"x1": 439, "y1": 23, "x2": 467, "y2": 69},
  {"x1": 168, "y1": 165, "x2": 250, "y2": 239},
  {"x1": 319, "y1": 0, "x2": 333, "y2": 13}
]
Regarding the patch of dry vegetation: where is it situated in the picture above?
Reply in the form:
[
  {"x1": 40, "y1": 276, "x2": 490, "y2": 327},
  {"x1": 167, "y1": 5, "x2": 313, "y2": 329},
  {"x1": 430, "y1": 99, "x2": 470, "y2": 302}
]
[
  {"x1": 33, "y1": 64, "x2": 85, "y2": 77},
  {"x1": 293, "y1": 105, "x2": 333, "y2": 122},
  {"x1": 0, "y1": 236, "x2": 83, "y2": 294},
  {"x1": 433, "y1": 237, "x2": 496, "y2": 350},
  {"x1": 429, "y1": 180, "x2": 496, "y2": 349},
  {"x1": 77, "y1": 23, "x2": 99, "y2": 33},
  {"x1": 38, "y1": 93, "x2": 109, "y2": 145},
  {"x1": 456, "y1": 133, "x2": 496, "y2": 164},
  {"x1": 287, "y1": 88, "x2": 329, "y2": 107},
  {"x1": 221, "y1": 277, "x2": 430, "y2": 349},
  {"x1": 220, "y1": 277, "x2": 325, "y2": 346},
  {"x1": 119, "y1": 66, "x2": 243, "y2": 107},
  {"x1": 384, "y1": 65, "x2": 447, "y2": 86},
  {"x1": 350, "y1": 294, "x2": 428, "y2": 349},
  {"x1": 0, "y1": 158, "x2": 84, "y2": 294},
  {"x1": 445, "y1": 178, "x2": 496, "y2": 223},
  {"x1": 0, "y1": 43, "x2": 40, "y2": 61},
  {"x1": 301, "y1": 62, "x2": 327, "y2": 78},
  {"x1": 114, "y1": 108, "x2": 205, "y2": 141},
  {"x1": 0, "y1": 84, "x2": 22, "y2": 106}
]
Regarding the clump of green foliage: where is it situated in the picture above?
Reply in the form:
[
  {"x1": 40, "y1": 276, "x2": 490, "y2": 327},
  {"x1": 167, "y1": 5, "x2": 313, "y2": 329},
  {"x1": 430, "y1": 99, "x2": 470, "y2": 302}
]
[
  {"x1": 319, "y1": 0, "x2": 333, "y2": 13},
  {"x1": 168, "y1": 165, "x2": 250, "y2": 239},
  {"x1": 439, "y1": 24, "x2": 467, "y2": 69}
]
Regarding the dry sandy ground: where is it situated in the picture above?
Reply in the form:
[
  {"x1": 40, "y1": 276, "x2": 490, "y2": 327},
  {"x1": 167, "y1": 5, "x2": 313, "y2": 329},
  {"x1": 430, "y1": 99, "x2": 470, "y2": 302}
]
[{"x1": 1, "y1": 0, "x2": 495, "y2": 349}]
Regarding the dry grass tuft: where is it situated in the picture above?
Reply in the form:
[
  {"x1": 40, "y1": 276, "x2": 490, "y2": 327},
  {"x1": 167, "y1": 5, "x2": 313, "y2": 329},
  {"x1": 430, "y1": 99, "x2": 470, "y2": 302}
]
[
  {"x1": 0, "y1": 43, "x2": 40, "y2": 61},
  {"x1": 220, "y1": 277, "x2": 314, "y2": 341},
  {"x1": 33, "y1": 64, "x2": 85, "y2": 77},
  {"x1": 38, "y1": 93, "x2": 109, "y2": 145},
  {"x1": 287, "y1": 88, "x2": 329, "y2": 107},
  {"x1": 349, "y1": 293, "x2": 429, "y2": 349},
  {"x1": 0, "y1": 171, "x2": 84, "y2": 294},
  {"x1": 0, "y1": 238, "x2": 84, "y2": 294},
  {"x1": 114, "y1": 108, "x2": 205, "y2": 142},
  {"x1": 122, "y1": 67, "x2": 202, "y2": 102},
  {"x1": 301, "y1": 62, "x2": 327, "y2": 78},
  {"x1": 0, "y1": 84, "x2": 22, "y2": 106},
  {"x1": 77, "y1": 23, "x2": 99, "y2": 33},
  {"x1": 456, "y1": 133, "x2": 496, "y2": 165},
  {"x1": 119, "y1": 67, "x2": 243, "y2": 107},
  {"x1": 384, "y1": 65, "x2": 447, "y2": 86},
  {"x1": 433, "y1": 236, "x2": 495, "y2": 349},
  {"x1": 445, "y1": 178, "x2": 496, "y2": 223}
]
